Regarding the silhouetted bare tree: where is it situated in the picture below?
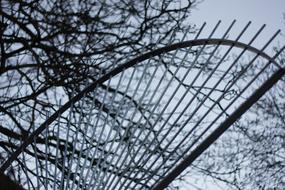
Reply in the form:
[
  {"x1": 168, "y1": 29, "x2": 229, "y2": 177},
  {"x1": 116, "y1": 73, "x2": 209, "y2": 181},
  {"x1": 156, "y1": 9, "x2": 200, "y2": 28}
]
[{"x1": 0, "y1": 0, "x2": 198, "y2": 189}]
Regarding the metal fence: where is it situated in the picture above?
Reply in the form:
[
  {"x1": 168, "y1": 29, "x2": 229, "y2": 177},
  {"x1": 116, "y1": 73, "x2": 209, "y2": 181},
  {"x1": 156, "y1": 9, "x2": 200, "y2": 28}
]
[{"x1": 1, "y1": 21, "x2": 285, "y2": 189}]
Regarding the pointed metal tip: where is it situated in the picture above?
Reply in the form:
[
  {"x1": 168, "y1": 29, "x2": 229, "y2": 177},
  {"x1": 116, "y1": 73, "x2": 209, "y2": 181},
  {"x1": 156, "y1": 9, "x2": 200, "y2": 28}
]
[{"x1": 231, "y1": 20, "x2": 237, "y2": 25}]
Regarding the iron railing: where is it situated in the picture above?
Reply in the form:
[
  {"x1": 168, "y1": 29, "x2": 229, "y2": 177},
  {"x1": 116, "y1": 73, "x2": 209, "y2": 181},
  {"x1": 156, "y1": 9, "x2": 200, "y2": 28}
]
[{"x1": 1, "y1": 21, "x2": 284, "y2": 189}]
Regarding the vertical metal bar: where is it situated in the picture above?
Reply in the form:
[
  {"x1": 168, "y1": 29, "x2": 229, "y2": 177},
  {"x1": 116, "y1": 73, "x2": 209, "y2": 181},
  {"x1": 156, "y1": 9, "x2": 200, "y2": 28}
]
[
  {"x1": 53, "y1": 110, "x2": 61, "y2": 190},
  {"x1": 45, "y1": 116, "x2": 49, "y2": 189},
  {"x1": 32, "y1": 124, "x2": 41, "y2": 189}
]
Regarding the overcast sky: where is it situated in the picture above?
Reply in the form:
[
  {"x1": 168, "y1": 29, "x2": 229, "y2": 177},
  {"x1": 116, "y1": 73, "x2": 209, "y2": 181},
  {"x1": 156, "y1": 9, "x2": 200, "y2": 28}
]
[
  {"x1": 191, "y1": 0, "x2": 285, "y2": 33},
  {"x1": 190, "y1": 0, "x2": 285, "y2": 49}
]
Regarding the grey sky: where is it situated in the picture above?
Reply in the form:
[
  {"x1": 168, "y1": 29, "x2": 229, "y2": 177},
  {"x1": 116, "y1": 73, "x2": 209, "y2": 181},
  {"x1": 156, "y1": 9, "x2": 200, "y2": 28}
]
[
  {"x1": 192, "y1": 0, "x2": 285, "y2": 33},
  {"x1": 190, "y1": 0, "x2": 285, "y2": 50}
]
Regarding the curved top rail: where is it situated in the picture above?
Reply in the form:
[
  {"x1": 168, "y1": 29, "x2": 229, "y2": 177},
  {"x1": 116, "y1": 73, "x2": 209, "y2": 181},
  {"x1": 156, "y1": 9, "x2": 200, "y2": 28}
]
[{"x1": 0, "y1": 38, "x2": 283, "y2": 173}]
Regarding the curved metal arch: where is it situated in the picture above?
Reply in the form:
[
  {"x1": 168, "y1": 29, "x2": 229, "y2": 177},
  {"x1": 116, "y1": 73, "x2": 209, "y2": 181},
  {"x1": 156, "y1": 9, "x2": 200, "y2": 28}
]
[{"x1": 0, "y1": 38, "x2": 283, "y2": 173}]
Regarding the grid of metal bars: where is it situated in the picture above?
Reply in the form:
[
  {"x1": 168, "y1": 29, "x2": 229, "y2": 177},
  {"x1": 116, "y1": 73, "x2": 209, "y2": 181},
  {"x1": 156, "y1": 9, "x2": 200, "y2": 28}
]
[{"x1": 1, "y1": 21, "x2": 285, "y2": 189}]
